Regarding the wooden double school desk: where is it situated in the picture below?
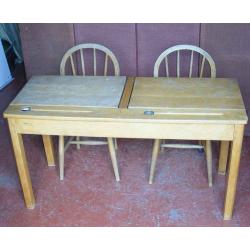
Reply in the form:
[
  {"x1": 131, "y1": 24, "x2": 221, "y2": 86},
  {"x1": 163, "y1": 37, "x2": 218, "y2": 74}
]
[{"x1": 4, "y1": 75, "x2": 248, "y2": 220}]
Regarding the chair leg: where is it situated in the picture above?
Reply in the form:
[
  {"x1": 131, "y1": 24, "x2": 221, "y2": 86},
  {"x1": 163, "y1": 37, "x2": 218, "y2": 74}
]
[
  {"x1": 107, "y1": 137, "x2": 120, "y2": 181},
  {"x1": 76, "y1": 136, "x2": 80, "y2": 150},
  {"x1": 161, "y1": 139, "x2": 165, "y2": 152},
  {"x1": 114, "y1": 138, "x2": 118, "y2": 150},
  {"x1": 59, "y1": 135, "x2": 65, "y2": 181},
  {"x1": 149, "y1": 139, "x2": 161, "y2": 184},
  {"x1": 205, "y1": 140, "x2": 212, "y2": 187}
]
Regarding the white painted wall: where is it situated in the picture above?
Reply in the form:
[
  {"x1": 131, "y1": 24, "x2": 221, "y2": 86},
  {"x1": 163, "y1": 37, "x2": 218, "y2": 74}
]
[{"x1": 0, "y1": 40, "x2": 12, "y2": 90}]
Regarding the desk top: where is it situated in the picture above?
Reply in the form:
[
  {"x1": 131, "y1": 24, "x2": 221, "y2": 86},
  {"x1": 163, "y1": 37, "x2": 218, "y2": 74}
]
[
  {"x1": 12, "y1": 75, "x2": 126, "y2": 108},
  {"x1": 4, "y1": 76, "x2": 248, "y2": 125},
  {"x1": 128, "y1": 77, "x2": 247, "y2": 124},
  {"x1": 129, "y1": 77, "x2": 245, "y2": 110}
]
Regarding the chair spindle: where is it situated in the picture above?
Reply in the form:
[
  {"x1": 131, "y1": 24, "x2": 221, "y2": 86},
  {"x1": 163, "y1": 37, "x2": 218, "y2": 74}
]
[
  {"x1": 104, "y1": 54, "x2": 108, "y2": 76},
  {"x1": 177, "y1": 50, "x2": 180, "y2": 77},
  {"x1": 165, "y1": 57, "x2": 169, "y2": 77},
  {"x1": 70, "y1": 55, "x2": 76, "y2": 75},
  {"x1": 80, "y1": 49, "x2": 85, "y2": 76},
  {"x1": 200, "y1": 56, "x2": 205, "y2": 78},
  {"x1": 93, "y1": 48, "x2": 96, "y2": 76},
  {"x1": 189, "y1": 50, "x2": 194, "y2": 77}
]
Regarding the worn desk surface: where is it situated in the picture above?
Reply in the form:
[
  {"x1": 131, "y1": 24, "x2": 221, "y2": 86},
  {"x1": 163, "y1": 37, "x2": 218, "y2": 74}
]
[
  {"x1": 12, "y1": 75, "x2": 126, "y2": 108},
  {"x1": 3, "y1": 76, "x2": 248, "y2": 220},
  {"x1": 129, "y1": 77, "x2": 247, "y2": 124}
]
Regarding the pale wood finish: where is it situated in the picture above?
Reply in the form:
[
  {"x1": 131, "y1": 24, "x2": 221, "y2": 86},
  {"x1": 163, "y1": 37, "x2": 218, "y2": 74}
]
[
  {"x1": 60, "y1": 44, "x2": 120, "y2": 179},
  {"x1": 107, "y1": 137, "x2": 120, "y2": 181},
  {"x1": 189, "y1": 51, "x2": 194, "y2": 77},
  {"x1": 205, "y1": 140, "x2": 213, "y2": 187},
  {"x1": 13, "y1": 75, "x2": 125, "y2": 179},
  {"x1": 104, "y1": 54, "x2": 108, "y2": 76},
  {"x1": 9, "y1": 117, "x2": 236, "y2": 140},
  {"x1": 59, "y1": 135, "x2": 64, "y2": 180},
  {"x1": 42, "y1": 135, "x2": 56, "y2": 167},
  {"x1": 60, "y1": 43, "x2": 120, "y2": 76},
  {"x1": 64, "y1": 136, "x2": 73, "y2": 152},
  {"x1": 6, "y1": 104, "x2": 247, "y2": 125},
  {"x1": 129, "y1": 78, "x2": 244, "y2": 110},
  {"x1": 4, "y1": 76, "x2": 248, "y2": 220},
  {"x1": 154, "y1": 44, "x2": 216, "y2": 78},
  {"x1": 114, "y1": 138, "x2": 118, "y2": 150},
  {"x1": 149, "y1": 139, "x2": 161, "y2": 184},
  {"x1": 8, "y1": 119, "x2": 35, "y2": 209},
  {"x1": 131, "y1": 77, "x2": 242, "y2": 186},
  {"x1": 93, "y1": 48, "x2": 97, "y2": 76},
  {"x1": 161, "y1": 144, "x2": 203, "y2": 149},
  {"x1": 60, "y1": 48, "x2": 121, "y2": 179},
  {"x1": 153, "y1": 45, "x2": 216, "y2": 186},
  {"x1": 224, "y1": 125, "x2": 244, "y2": 220},
  {"x1": 80, "y1": 49, "x2": 85, "y2": 75},
  {"x1": 218, "y1": 141, "x2": 230, "y2": 175},
  {"x1": 13, "y1": 76, "x2": 126, "y2": 108},
  {"x1": 200, "y1": 56, "x2": 206, "y2": 78},
  {"x1": 76, "y1": 136, "x2": 80, "y2": 150},
  {"x1": 70, "y1": 140, "x2": 108, "y2": 145}
]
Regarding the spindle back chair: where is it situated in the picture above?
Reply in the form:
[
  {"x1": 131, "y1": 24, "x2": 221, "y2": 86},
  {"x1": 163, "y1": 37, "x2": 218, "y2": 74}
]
[
  {"x1": 149, "y1": 45, "x2": 216, "y2": 187},
  {"x1": 60, "y1": 43, "x2": 120, "y2": 76},
  {"x1": 154, "y1": 44, "x2": 216, "y2": 78},
  {"x1": 59, "y1": 43, "x2": 120, "y2": 181}
]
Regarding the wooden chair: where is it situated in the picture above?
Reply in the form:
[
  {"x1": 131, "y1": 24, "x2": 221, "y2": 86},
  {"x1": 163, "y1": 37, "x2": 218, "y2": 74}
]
[
  {"x1": 149, "y1": 44, "x2": 216, "y2": 187},
  {"x1": 59, "y1": 43, "x2": 120, "y2": 181}
]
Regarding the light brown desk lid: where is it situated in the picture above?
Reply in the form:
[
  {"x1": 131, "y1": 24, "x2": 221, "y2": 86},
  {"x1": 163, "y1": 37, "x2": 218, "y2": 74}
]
[
  {"x1": 128, "y1": 77, "x2": 248, "y2": 124},
  {"x1": 129, "y1": 77, "x2": 246, "y2": 110},
  {"x1": 12, "y1": 76, "x2": 126, "y2": 108}
]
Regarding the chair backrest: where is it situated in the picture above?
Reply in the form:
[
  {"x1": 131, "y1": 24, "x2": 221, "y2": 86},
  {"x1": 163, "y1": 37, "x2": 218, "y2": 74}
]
[
  {"x1": 60, "y1": 43, "x2": 120, "y2": 76},
  {"x1": 153, "y1": 44, "x2": 216, "y2": 78}
]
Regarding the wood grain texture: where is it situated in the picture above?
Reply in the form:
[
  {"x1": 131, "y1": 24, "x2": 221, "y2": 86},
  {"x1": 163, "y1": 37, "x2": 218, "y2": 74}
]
[
  {"x1": 218, "y1": 141, "x2": 230, "y2": 175},
  {"x1": 4, "y1": 76, "x2": 248, "y2": 218},
  {"x1": 107, "y1": 137, "x2": 120, "y2": 181},
  {"x1": 224, "y1": 125, "x2": 244, "y2": 220},
  {"x1": 205, "y1": 140, "x2": 213, "y2": 187},
  {"x1": 12, "y1": 76, "x2": 126, "y2": 108},
  {"x1": 11, "y1": 118, "x2": 235, "y2": 140},
  {"x1": 152, "y1": 45, "x2": 216, "y2": 187},
  {"x1": 149, "y1": 139, "x2": 161, "y2": 184},
  {"x1": 8, "y1": 119, "x2": 35, "y2": 209},
  {"x1": 129, "y1": 77, "x2": 245, "y2": 110},
  {"x1": 59, "y1": 45, "x2": 121, "y2": 180},
  {"x1": 4, "y1": 105, "x2": 247, "y2": 125},
  {"x1": 154, "y1": 44, "x2": 216, "y2": 78},
  {"x1": 119, "y1": 77, "x2": 135, "y2": 108},
  {"x1": 60, "y1": 43, "x2": 120, "y2": 76},
  {"x1": 59, "y1": 135, "x2": 64, "y2": 180},
  {"x1": 42, "y1": 135, "x2": 56, "y2": 167}
]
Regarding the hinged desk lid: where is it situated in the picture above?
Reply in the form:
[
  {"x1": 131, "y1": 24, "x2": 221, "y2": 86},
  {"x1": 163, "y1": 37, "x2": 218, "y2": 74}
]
[{"x1": 12, "y1": 75, "x2": 126, "y2": 108}]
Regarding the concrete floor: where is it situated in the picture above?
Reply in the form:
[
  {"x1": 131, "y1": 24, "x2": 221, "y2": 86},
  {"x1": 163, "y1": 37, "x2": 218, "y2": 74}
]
[{"x1": 0, "y1": 67, "x2": 250, "y2": 226}]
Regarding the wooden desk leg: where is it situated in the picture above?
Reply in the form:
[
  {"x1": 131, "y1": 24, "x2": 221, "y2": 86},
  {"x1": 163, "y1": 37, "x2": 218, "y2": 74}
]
[
  {"x1": 42, "y1": 135, "x2": 56, "y2": 167},
  {"x1": 8, "y1": 119, "x2": 35, "y2": 209},
  {"x1": 218, "y1": 141, "x2": 230, "y2": 175},
  {"x1": 223, "y1": 125, "x2": 244, "y2": 220}
]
